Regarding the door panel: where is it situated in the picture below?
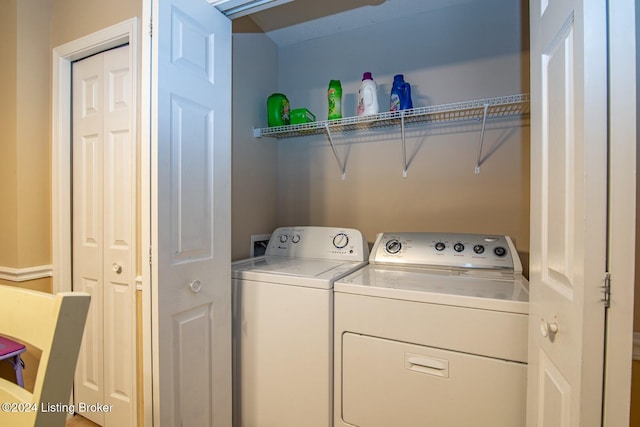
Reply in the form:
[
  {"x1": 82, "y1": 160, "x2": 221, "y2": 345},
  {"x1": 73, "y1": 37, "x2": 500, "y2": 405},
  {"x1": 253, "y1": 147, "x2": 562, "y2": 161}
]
[
  {"x1": 102, "y1": 46, "x2": 136, "y2": 427},
  {"x1": 74, "y1": 52, "x2": 106, "y2": 425},
  {"x1": 73, "y1": 45, "x2": 136, "y2": 426},
  {"x1": 172, "y1": 304, "x2": 215, "y2": 426},
  {"x1": 528, "y1": 0, "x2": 608, "y2": 425},
  {"x1": 169, "y1": 96, "x2": 214, "y2": 262},
  {"x1": 77, "y1": 276, "x2": 104, "y2": 397},
  {"x1": 150, "y1": 0, "x2": 232, "y2": 425}
]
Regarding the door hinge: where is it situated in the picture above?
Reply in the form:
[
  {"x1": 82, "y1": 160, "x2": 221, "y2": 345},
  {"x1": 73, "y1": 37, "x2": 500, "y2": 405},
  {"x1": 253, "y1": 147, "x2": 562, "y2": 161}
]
[
  {"x1": 148, "y1": 17, "x2": 153, "y2": 37},
  {"x1": 148, "y1": 246, "x2": 152, "y2": 266},
  {"x1": 601, "y1": 273, "x2": 611, "y2": 308}
]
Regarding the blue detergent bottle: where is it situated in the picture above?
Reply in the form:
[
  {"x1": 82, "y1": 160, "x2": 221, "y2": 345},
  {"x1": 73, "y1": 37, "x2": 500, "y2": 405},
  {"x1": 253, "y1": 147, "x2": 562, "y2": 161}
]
[{"x1": 390, "y1": 74, "x2": 413, "y2": 111}]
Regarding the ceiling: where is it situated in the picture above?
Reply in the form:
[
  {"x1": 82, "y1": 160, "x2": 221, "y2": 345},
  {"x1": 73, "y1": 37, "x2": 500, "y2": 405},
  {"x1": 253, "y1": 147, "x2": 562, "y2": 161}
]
[
  {"x1": 232, "y1": 0, "x2": 477, "y2": 47},
  {"x1": 232, "y1": 0, "x2": 384, "y2": 33}
]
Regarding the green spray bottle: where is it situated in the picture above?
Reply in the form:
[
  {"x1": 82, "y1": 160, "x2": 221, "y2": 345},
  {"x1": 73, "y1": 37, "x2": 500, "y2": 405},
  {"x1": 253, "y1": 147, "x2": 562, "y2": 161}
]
[{"x1": 327, "y1": 80, "x2": 342, "y2": 120}]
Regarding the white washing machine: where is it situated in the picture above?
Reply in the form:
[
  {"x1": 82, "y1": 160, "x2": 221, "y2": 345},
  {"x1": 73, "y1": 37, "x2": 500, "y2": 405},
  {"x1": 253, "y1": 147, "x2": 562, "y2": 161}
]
[
  {"x1": 232, "y1": 226, "x2": 369, "y2": 427},
  {"x1": 333, "y1": 232, "x2": 529, "y2": 427}
]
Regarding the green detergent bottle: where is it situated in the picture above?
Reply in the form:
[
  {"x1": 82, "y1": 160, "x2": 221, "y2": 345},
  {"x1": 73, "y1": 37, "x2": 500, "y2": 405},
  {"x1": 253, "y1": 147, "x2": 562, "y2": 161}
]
[
  {"x1": 267, "y1": 93, "x2": 290, "y2": 127},
  {"x1": 327, "y1": 80, "x2": 342, "y2": 120}
]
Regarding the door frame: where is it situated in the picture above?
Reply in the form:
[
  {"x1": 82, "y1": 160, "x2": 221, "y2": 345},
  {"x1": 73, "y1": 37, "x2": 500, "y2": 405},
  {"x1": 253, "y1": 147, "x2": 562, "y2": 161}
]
[
  {"x1": 603, "y1": 0, "x2": 636, "y2": 424},
  {"x1": 51, "y1": 17, "x2": 139, "y2": 424}
]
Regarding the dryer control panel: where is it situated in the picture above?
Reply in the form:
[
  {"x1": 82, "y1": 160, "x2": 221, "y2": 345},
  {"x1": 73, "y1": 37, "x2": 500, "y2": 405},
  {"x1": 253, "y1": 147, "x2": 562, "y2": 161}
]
[
  {"x1": 370, "y1": 232, "x2": 521, "y2": 273},
  {"x1": 265, "y1": 226, "x2": 369, "y2": 261}
]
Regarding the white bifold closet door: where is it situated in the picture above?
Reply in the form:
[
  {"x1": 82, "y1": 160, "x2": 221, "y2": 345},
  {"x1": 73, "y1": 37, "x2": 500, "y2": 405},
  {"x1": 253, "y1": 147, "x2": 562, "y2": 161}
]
[
  {"x1": 527, "y1": 0, "x2": 608, "y2": 425},
  {"x1": 72, "y1": 45, "x2": 136, "y2": 427}
]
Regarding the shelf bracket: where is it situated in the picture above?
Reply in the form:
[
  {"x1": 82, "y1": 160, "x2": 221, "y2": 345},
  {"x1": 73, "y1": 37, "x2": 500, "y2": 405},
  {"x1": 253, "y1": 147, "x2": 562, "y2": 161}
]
[
  {"x1": 400, "y1": 112, "x2": 408, "y2": 177},
  {"x1": 324, "y1": 123, "x2": 346, "y2": 180},
  {"x1": 475, "y1": 103, "x2": 490, "y2": 174}
]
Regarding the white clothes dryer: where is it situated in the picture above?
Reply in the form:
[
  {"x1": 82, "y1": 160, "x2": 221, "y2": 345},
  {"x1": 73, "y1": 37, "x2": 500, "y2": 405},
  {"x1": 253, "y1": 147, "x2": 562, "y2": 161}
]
[
  {"x1": 232, "y1": 226, "x2": 369, "y2": 427},
  {"x1": 333, "y1": 232, "x2": 529, "y2": 427}
]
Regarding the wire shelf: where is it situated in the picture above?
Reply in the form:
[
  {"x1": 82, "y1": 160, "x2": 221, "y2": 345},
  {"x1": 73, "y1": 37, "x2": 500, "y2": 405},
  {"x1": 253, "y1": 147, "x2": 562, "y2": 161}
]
[{"x1": 254, "y1": 93, "x2": 530, "y2": 139}]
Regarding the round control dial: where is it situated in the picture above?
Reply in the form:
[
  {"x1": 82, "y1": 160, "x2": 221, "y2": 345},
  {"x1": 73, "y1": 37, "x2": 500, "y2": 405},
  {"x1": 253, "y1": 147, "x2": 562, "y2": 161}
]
[
  {"x1": 434, "y1": 242, "x2": 446, "y2": 251},
  {"x1": 385, "y1": 239, "x2": 402, "y2": 254},
  {"x1": 494, "y1": 246, "x2": 507, "y2": 257},
  {"x1": 473, "y1": 244, "x2": 485, "y2": 254},
  {"x1": 453, "y1": 243, "x2": 465, "y2": 252},
  {"x1": 333, "y1": 233, "x2": 349, "y2": 249},
  {"x1": 291, "y1": 234, "x2": 301, "y2": 244},
  {"x1": 279, "y1": 234, "x2": 288, "y2": 243}
]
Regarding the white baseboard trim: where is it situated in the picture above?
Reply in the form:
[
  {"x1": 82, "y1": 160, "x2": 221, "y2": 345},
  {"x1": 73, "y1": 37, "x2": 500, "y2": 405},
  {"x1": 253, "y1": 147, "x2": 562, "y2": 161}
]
[
  {"x1": 0, "y1": 265, "x2": 53, "y2": 282},
  {"x1": 634, "y1": 333, "x2": 640, "y2": 361}
]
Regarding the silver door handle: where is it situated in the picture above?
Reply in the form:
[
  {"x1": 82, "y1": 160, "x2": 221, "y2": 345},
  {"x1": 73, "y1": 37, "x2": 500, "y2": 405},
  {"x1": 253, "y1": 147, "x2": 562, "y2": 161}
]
[{"x1": 112, "y1": 263, "x2": 123, "y2": 274}]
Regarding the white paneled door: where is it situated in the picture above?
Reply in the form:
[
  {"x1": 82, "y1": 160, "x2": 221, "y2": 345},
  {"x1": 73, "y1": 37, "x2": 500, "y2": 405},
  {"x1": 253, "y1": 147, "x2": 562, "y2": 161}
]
[
  {"x1": 527, "y1": 0, "x2": 607, "y2": 426},
  {"x1": 148, "y1": 0, "x2": 232, "y2": 425},
  {"x1": 72, "y1": 45, "x2": 136, "y2": 427}
]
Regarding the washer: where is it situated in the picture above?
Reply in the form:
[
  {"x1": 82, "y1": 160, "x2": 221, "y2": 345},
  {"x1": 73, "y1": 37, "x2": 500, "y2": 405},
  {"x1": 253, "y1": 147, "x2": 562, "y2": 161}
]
[
  {"x1": 333, "y1": 232, "x2": 529, "y2": 427},
  {"x1": 232, "y1": 226, "x2": 369, "y2": 427}
]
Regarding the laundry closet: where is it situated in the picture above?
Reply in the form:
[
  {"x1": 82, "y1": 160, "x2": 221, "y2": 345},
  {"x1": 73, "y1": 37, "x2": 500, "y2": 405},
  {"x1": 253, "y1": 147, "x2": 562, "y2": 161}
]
[{"x1": 230, "y1": 0, "x2": 530, "y2": 263}]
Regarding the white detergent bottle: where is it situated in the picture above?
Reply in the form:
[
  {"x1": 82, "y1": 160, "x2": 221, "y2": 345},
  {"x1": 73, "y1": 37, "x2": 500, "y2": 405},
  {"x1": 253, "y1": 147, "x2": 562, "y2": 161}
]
[{"x1": 357, "y1": 72, "x2": 379, "y2": 116}]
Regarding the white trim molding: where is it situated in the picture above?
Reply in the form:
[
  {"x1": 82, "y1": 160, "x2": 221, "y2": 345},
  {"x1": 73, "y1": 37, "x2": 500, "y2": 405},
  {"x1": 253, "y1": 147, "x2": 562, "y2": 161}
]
[{"x1": 0, "y1": 265, "x2": 53, "y2": 282}]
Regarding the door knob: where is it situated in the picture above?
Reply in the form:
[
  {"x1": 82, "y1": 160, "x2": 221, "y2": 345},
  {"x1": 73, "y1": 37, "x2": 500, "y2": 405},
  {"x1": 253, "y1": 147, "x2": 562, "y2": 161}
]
[
  {"x1": 539, "y1": 317, "x2": 559, "y2": 338},
  {"x1": 188, "y1": 280, "x2": 202, "y2": 293},
  {"x1": 112, "y1": 263, "x2": 123, "y2": 274}
]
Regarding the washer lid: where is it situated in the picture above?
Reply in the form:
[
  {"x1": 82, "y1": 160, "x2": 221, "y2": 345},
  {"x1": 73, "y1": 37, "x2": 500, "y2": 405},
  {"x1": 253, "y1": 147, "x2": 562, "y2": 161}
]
[
  {"x1": 335, "y1": 265, "x2": 529, "y2": 314},
  {"x1": 232, "y1": 256, "x2": 368, "y2": 289}
]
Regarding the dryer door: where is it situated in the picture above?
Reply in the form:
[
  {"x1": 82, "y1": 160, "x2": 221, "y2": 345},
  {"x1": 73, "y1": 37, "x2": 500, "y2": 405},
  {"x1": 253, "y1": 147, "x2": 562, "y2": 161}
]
[{"x1": 341, "y1": 333, "x2": 526, "y2": 427}]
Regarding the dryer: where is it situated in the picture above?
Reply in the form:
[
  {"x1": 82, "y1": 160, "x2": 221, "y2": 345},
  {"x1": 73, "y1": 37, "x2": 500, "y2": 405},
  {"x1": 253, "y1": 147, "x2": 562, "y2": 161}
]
[
  {"x1": 232, "y1": 226, "x2": 369, "y2": 427},
  {"x1": 333, "y1": 232, "x2": 529, "y2": 427}
]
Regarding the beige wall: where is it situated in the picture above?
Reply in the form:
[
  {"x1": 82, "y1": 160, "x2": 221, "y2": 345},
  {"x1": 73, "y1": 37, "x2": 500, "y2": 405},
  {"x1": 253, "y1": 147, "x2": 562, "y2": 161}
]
[
  {"x1": 0, "y1": 0, "x2": 52, "y2": 273},
  {"x1": 632, "y1": 3, "x2": 640, "y2": 425},
  {"x1": 635, "y1": 0, "x2": 640, "y2": 334},
  {"x1": 0, "y1": 0, "x2": 18, "y2": 268},
  {"x1": 0, "y1": 278, "x2": 51, "y2": 293},
  {"x1": 16, "y1": 0, "x2": 52, "y2": 270},
  {"x1": 232, "y1": 33, "x2": 280, "y2": 260},
  {"x1": 51, "y1": 0, "x2": 141, "y2": 47}
]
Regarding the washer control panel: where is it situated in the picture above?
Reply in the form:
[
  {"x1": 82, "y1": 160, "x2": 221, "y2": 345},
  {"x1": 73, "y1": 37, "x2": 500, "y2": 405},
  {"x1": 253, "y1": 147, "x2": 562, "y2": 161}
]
[
  {"x1": 371, "y1": 232, "x2": 520, "y2": 272},
  {"x1": 265, "y1": 226, "x2": 369, "y2": 261}
]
